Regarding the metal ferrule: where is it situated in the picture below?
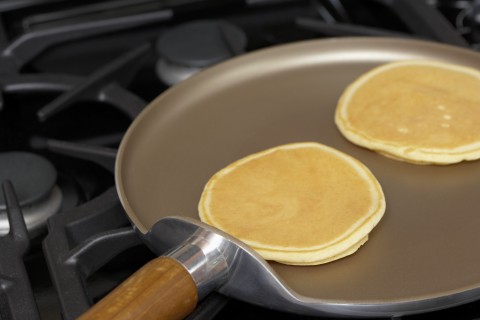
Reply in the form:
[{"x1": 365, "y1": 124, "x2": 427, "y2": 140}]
[{"x1": 166, "y1": 228, "x2": 231, "y2": 300}]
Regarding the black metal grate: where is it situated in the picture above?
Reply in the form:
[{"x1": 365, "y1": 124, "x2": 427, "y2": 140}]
[
  {"x1": 0, "y1": 181, "x2": 40, "y2": 320},
  {"x1": 42, "y1": 187, "x2": 144, "y2": 319}
]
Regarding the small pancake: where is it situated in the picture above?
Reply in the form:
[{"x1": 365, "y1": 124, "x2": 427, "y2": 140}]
[
  {"x1": 198, "y1": 142, "x2": 385, "y2": 265},
  {"x1": 335, "y1": 60, "x2": 480, "y2": 165}
]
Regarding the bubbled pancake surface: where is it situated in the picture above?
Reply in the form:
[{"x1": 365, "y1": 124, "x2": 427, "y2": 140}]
[{"x1": 335, "y1": 60, "x2": 480, "y2": 164}]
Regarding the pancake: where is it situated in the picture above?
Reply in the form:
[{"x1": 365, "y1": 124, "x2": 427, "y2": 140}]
[
  {"x1": 198, "y1": 142, "x2": 386, "y2": 265},
  {"x1": 335, "y1": 60, "x2": 480, "y2": 165}
]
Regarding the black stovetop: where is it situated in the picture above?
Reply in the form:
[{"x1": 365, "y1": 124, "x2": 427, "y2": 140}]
[{"x1": 1, "y1": 1, "x2": 480, "y2": 319}]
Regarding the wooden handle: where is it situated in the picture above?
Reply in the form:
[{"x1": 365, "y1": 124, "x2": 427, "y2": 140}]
[{"x1": 78, "y1": 256, "x2": 198, "y2": 320}]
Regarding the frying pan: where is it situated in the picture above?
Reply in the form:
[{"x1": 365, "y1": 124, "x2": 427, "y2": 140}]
[{"x1": 79, "y1": 37, "x2": 480, "y2": 319}]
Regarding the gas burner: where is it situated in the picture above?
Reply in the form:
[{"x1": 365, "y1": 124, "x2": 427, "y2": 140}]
[
  {"x1": 155, "y1": 20, "x2": 247, "y2": 86},
  {"x1": 0, "y1": 151, "x2": 61, "y2": 236}
]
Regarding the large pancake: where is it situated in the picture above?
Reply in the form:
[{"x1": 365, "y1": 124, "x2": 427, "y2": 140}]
[
  {"x1": 198, "y1": 142, "x2": 386, "y2": 265},
  {"x1": 335, "y1": 60, "x2": 480, "y2": 165}
]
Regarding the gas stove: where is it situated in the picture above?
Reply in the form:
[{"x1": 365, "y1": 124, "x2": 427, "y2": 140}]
[{"x1": 1, "y1": 1, "x2": 480, "y2": 319}]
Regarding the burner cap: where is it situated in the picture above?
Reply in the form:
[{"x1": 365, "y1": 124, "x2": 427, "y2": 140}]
[
  {"x1": 156, "y1": 20, "x2": 247, "y2": 68},
  {"x1": 0, "y1": 152, "x2": 57, "y2": 209}
]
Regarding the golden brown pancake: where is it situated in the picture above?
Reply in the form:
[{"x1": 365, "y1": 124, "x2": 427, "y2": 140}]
[
  {"x1": 198, "y1": 142, "x2": 385, "y2": 265},
  {"x1": 335, "y1": 60, "x2": 480, "y2": 165}
]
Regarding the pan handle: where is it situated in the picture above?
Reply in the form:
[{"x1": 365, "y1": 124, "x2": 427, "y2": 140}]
[
  {"x1": 78, "y1": 227, "x2": 231, "y2": 320},
  {"x1": 77, "y1": 256, "x2": 198, "y2": 320}
]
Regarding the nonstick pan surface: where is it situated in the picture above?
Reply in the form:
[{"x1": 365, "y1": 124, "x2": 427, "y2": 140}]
[{"x1": 116, "y1": 37, "x2": 480, "y2": 309}]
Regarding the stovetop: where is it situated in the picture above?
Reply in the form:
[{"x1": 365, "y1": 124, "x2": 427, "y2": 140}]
[{"x1": 1, "y1": 1, "x2": 480, "y2": 319}]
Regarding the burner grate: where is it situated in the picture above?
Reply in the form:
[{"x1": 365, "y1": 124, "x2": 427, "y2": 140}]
[
  {"x1": 0, "y1": 181, "x2": 40, "y2": 320},
  {"x1": 43, "y1": 187, "x2": 141, "y2": 319}
]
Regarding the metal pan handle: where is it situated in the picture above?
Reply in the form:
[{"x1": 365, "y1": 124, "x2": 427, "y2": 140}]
[{"x1": 78, "y1": 227, "x2": 230, "y2": 320}]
